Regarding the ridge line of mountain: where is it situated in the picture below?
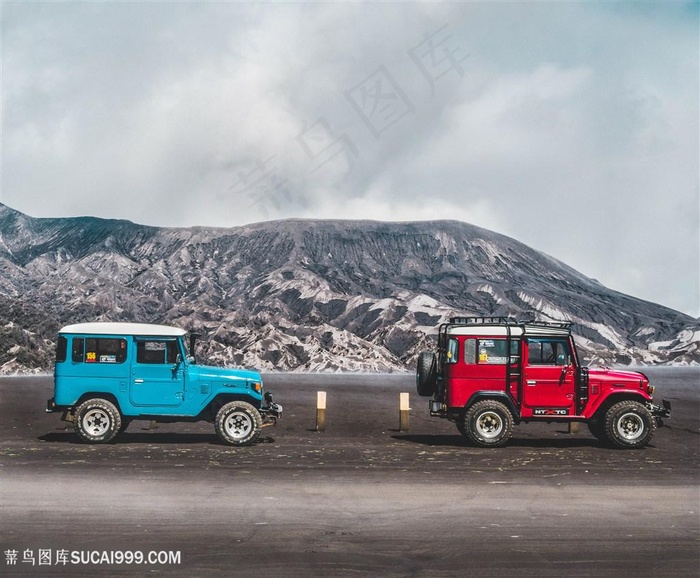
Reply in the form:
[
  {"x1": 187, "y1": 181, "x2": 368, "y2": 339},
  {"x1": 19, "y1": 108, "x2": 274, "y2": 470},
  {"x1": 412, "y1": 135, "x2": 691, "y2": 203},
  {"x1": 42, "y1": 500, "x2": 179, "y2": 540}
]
[{"x1": 0, "y1": 202, "x2": 697, "y2": 373}]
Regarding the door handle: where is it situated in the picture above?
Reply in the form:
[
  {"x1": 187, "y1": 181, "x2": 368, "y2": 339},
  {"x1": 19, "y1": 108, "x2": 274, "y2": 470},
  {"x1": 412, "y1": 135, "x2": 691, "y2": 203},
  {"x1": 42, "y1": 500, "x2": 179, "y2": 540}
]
[
  {"x1": 134, "y1": 379, "x2": 144, "y2": 383},
  {"x1": 526, "y1": 380, "x2": 536, "y2": 385}
]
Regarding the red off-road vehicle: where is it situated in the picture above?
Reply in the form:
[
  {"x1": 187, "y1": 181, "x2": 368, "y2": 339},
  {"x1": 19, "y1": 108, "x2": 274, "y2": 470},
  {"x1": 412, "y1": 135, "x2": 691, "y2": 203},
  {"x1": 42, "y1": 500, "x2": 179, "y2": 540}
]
[{"x1": 416, "y1": 317, "x2": 671, "y2": 448}]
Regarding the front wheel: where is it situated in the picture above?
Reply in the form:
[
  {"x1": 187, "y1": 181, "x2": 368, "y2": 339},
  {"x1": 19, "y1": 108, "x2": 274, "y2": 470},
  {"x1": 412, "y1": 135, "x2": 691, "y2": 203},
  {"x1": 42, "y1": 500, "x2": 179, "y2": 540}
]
[
  {"x1": 462, "y1": 400, "x2": 513, "y2": 447},
  {"x1": 215, "y1": 401, "x2": 262, "y2": 446},
  {"x1": 74, "y1": 398, "x2": 122, "y2": 444},
  {"x1": 604, "y1": 400, "x2": 656, "y2": 449}
]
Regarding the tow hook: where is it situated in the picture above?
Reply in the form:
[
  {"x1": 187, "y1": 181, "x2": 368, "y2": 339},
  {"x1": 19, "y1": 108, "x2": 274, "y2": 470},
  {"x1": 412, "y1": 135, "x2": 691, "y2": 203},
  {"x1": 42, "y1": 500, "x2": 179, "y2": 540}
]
[
  {"x1": 648, "y1": 399, "x2": 671, "y2": 426},
  {"x1": 261, "y1": 392, "x2": 283, "y2": 427}
]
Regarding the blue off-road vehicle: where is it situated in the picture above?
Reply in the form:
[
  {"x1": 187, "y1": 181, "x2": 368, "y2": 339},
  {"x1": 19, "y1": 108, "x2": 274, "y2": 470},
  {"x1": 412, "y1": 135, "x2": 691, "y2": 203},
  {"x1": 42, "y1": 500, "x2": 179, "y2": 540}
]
[{"x1": 47, "y1": 322, "x2": 281, "y2": 445}]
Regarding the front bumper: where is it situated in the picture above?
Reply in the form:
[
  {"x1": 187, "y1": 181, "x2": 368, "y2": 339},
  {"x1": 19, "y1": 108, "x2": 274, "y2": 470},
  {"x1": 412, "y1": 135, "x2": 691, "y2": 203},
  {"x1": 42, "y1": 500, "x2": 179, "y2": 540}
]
[
  {"x1": 648, "y1": 399, "x2": 671, "y2": 426},
  {"x1": 260, "y1": 392, "x2": 282, "y2": 427}
]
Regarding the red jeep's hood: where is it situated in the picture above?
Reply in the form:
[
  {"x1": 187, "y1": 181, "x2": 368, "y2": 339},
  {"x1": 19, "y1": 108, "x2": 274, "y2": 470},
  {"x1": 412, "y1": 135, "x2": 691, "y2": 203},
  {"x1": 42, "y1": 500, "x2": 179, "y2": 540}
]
[{"x1": 588, "y1": 368, "x2": 648, "y2": 384}]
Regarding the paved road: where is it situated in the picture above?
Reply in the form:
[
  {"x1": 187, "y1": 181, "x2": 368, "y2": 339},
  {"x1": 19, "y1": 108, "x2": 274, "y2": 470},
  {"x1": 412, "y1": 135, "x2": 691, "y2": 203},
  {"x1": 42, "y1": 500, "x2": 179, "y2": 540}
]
[{"x1": 1, "y1": 369, "x2": 698, "y2": 576}]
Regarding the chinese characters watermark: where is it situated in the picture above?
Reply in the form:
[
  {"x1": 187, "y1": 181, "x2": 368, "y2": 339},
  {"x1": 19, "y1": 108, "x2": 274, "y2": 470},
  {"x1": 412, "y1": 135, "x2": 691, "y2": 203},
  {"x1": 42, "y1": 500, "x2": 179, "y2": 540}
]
[
  {"x1": 228, "y1": 156, "x2": 292, "y2": 219},
  {"x1": 296, "y1": 118, "x2": 359, "y2": 172},
  {"x1": 344, "y1": 65, "x2": 416, "y2": 140},
  {"x1": 408, "y1": 24, "x2": 469, "y2": 97}
]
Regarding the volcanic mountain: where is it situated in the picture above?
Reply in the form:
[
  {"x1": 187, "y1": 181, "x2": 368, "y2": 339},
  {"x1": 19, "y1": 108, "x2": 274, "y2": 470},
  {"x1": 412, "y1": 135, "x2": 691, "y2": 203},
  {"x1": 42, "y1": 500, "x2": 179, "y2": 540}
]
[{"x1": 0, "y1": 203, "x2": 697, "y2": 374}]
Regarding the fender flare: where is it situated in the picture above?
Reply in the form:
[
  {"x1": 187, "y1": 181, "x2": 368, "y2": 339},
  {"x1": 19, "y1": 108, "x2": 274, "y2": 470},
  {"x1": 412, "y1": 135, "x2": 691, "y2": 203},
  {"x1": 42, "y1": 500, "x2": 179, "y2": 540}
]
[{"x1": 465, "y1": 391, "x2": 521, "y2": 423}]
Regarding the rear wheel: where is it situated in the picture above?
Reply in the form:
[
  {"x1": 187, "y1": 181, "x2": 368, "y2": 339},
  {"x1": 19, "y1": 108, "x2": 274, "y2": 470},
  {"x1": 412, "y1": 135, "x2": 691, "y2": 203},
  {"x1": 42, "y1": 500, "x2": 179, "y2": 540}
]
[
  {"x1": 463, "y1": 400, "x2": 513, "y2": 447},
  {"x1": 215, "y1": 401, "x2": 262, "y2": 446},
  {"x1": 604, "y1": 400, "x2": 655, "y2": 449},
  {"x1": 74, "y1": 398, "x2": 121, "y2": 444},
  {"x1": 455, "y1": 419, "x2": 467, "y2": 436},
  {"x1": 416, "y1": 352, "x2": 437, "y2": 397}
]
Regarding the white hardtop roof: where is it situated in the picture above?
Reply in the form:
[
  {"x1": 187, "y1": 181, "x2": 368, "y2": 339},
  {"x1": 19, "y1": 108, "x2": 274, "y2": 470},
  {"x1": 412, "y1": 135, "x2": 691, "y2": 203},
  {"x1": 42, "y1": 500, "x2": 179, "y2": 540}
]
[
  {"x1": 59, "y1": 322, "x2": 187, "y2": 337},
  {"x1": 447, "y1": 324, "x2": 570, "y2": 337},
  {"x1": 448, "y1": 326, "x2": 525, "y2": 337}
]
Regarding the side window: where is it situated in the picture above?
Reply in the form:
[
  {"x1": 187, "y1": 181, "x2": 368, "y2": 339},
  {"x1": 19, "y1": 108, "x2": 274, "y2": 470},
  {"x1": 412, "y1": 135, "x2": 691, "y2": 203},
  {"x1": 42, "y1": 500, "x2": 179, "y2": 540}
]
[
  {"x1": 464, "y1": 338, "x2": 477, "y2": 364},
  {"x1": 477, "y1": 339, "x2": 518, "y2": 365},
  {"x1": 137, "y1": 341, "x2": 179, "y2": 364},
  {"x1": 72, "y1": 338, "x2": 84, "y2": 363},
  {"x1": 85, "y1": 338, "x2": 127, "y2": 364},
  {"x1": 528, "y1": 339, "x2": 570, "y2": 365},
  {"x1": 56, "y1": 337, "x2": 67, "y2": 363},
  {"x1": 445, "y1": 338, "x2": 458, "y2": 364},
  {"x1": 167, "y1": 342, "x2": 179, "y2": 364}
]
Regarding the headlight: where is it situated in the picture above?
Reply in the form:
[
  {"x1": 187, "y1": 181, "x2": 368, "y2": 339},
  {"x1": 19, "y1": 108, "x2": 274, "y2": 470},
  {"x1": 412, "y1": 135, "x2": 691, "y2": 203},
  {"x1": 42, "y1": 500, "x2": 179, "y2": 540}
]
[
  {"x1": 647, "y1": 384, "x2": 655, "y2": 395},
  {"x1": 250, "y1": 382, "x2": 262, "y2": 393}
]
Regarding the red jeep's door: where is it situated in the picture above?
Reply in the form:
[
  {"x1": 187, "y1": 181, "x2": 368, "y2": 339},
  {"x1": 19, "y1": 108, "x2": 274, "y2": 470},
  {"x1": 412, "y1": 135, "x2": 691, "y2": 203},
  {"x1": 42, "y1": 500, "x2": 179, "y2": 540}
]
[{"x1": 522, "y1": 338, "x2": 575, "y2": 415}]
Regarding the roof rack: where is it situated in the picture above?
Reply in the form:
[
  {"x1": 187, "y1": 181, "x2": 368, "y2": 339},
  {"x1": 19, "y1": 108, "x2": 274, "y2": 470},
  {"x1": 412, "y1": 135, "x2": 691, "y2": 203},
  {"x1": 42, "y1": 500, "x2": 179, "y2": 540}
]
[
  {"x1": 449, "y1": 316, "x2": 517, "y2": 325},
  {"x1": 522, "y1": 320, "x2": 573, "y2": 329},
  {"x1": 447, "y1": 316, "x2": 573, "y2": 330}
]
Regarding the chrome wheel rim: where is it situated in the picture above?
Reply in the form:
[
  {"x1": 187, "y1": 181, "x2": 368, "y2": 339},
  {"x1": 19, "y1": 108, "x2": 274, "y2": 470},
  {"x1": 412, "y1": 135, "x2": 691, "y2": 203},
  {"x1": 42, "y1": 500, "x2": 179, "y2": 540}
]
[
  {"x1": 476, "y1": 411, "x2": 503, "y2": 439},
  {"x1": 224, "y1": 411, "x2": 253, "y2": 440},
  {"x1": 617, "y1": 412, "x2": 644, "y2": 440},
  {"x1": 83, "y1": 408, "x2": 111, "y2": 437}
]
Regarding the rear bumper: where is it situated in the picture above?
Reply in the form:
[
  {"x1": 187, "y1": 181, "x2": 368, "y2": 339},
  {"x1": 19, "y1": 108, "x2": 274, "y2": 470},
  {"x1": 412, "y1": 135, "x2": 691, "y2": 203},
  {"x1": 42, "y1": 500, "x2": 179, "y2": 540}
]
[{"x1": 47, "y1": 398, "x2": 74, "y2": 423}]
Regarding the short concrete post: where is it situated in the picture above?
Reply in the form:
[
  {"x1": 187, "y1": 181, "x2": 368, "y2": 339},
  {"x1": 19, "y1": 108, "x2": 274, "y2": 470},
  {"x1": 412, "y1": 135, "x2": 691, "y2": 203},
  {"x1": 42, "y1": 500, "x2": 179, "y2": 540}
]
[
  {"x1": 568, "y1": 422, "x2": 580, "y2": 434},
  {"x1": 149, "y1": 420, "x2": 159, "y2": 430},
  {"x1": 316, "y1": 391, "x2": 327, "y2": 432},
  {"x1": 399, "y1": 392, "x2": 410, "y2": 432}
]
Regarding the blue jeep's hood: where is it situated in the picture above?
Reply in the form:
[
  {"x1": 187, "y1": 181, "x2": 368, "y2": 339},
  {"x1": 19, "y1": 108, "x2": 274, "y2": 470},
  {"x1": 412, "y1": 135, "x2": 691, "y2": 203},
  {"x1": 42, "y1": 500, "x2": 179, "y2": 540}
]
[{"x1": 191, "y1": 364, "x2": 262, "y2": 384}]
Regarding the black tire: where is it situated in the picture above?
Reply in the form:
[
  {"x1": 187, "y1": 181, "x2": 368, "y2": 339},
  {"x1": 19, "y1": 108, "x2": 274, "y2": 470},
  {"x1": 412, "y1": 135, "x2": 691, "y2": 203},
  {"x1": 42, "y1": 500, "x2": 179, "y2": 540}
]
[
  {"x1": 463, "y1": 400, "x2": 513, "y2": 447},
  {"x1": 416, "y1": 352, "x2": 437, "y2": 397},
  {"x1": 604, "y1": 400, "x2": 656, "y2": 449},
  {"x1": 74, "y1": 398, "x2": 121, "y2": 444},
  {"x1": 455, "y1": 418, "x2": 467, "y2": 437},
  {"x1": 587, "y1": 418, "x2": 607, "y2": 442},
  {"x1": 215, "y1": 401, "x2": 262, "y2": 446}
]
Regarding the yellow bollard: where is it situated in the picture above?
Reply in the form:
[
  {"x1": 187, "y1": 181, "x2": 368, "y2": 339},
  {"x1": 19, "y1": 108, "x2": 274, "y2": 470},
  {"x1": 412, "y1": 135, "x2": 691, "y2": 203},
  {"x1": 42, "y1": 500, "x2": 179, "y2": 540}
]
[
  {"x1": 399, "y1": 392, "x2": 410, "y2": 432},
  {"x1": 568, "y1": 422, "x2": 580, "y2": 434},
  {"x1": 316, "y1": 391, "x2": 327, "y2": 432}
]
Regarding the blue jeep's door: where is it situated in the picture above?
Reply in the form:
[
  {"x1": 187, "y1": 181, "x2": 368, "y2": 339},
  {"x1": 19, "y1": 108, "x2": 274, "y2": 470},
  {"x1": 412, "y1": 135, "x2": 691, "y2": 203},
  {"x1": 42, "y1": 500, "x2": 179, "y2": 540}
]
[{"x1": 130, "y1": 338, "x2": 185, "y2": 407}]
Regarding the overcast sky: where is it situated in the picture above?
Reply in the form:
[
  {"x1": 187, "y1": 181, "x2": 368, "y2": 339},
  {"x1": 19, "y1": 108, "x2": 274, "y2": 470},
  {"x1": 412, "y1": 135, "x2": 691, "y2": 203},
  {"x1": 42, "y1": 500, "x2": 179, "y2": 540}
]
[{"x1": 1, "y1": 2, "x2": 698, "y2": 317}]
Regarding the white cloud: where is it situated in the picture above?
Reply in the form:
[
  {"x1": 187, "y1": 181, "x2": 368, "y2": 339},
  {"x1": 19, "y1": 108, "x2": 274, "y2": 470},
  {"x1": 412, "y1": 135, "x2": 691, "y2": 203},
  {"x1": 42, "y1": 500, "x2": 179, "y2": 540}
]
[{"x1": 1, "y1": 2, "x2": 697, "y2": 316}]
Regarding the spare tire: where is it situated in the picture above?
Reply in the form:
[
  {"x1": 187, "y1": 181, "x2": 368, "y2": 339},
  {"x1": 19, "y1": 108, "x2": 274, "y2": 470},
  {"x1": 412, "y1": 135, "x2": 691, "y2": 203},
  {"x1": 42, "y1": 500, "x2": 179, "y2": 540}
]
[{"x1": 416, "y1": 351, "x2": 437, "y2": 397}]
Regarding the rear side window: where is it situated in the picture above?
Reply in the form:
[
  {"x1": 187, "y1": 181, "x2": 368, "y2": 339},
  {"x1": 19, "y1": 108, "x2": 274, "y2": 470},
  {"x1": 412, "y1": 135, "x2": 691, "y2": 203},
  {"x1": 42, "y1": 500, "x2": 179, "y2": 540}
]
[
  {"x1": 445, "y1": 338, "x2": 458, "y2": 364},
  {"x1": 84, "y1": 338, "x2": 127, "y2": 364},
  {"x1": 464, "y1": 338, "x2": 477, "y2": 364},
  {"x1": 477, "y1": 339, "x2": 519, "y2": 365},
  {"x1": 55, "y1": 337, "x2": 67, "y2": 363},
  {"x1": 72, "y1": 338, "x2": 84, "y2": 362}
]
